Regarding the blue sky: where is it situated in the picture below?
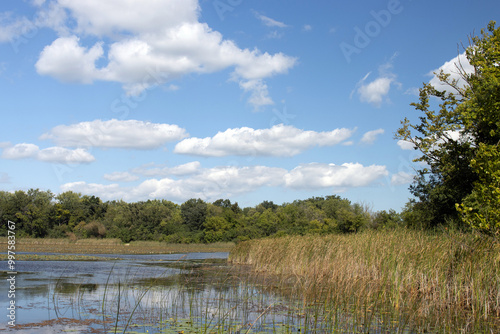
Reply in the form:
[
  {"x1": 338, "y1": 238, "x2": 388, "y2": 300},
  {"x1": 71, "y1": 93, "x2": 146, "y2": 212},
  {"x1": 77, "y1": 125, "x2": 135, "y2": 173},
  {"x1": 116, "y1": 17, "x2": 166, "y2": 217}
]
[{"x1": 0, "y1": 0, "x2": 497, "y2": 211}]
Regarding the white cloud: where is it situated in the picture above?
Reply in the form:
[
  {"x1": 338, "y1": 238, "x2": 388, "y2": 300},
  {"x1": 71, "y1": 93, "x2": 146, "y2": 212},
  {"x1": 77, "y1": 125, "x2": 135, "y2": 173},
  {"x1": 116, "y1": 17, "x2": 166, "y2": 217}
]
[
  {"x1": 58, "y1": 0, "x2": 200, "y2": 35},
  {"x1": 2, "y1": 143, "x2": 40, "y2": 159},
  {"x1": 254, "y1": 13, "x2": 288, "y2": 28},
  {"x1": 30, "y1": 0, "x2": 297, "y2": 107},
  {"x1": 174, "y1": 124, "x2": 355, "y2": 157},
  {"x1": 303, "y1": 24, "x2": 312, "y2": 32},
  {"x1": 397, "y1": 139, "x2": 415, "y2": 150},
  {"x1": 428, "y1": 52, "x2": 473, "y2": 93},
  {"x1": 61, "y1": 181, "x2": 124, "y2": 199},
  {"x1": 36, "y1": 36, "x2": 104, "y2": 84},
  {"x1": 61, "y1": 162, "x2": 388, "y2": 202},
  {"x1": 131, "y1": 161, "x2": 201, "y2": 177},
  {"x1": 37, "y1": 147, "x2": 95, "y2": 163},
  {"x1": 1, "y1": 143, "x2": 94, "y2": 163},
  {"x1": 238, "y1": 79, "x2": 273, "y2": 107},
  {"x1": 40, "y1": 119, "x2": 188, "y2": 149},
  {"x1": 354, "y1": 55, "x2": 399, "y2": 108},
  {"x1": 284, "y1": 163, "x2": 388, "y2": 189},
  {"x1": 360, "y1": 129, "x2": 384, "y2": 144},
  {"x1": 103, "y1": 171, "x2": 139, "y2": 182},
  {"x1": 358, "y1": 76, "x2": 393, "y2": 107},
  {"x1": 63, "y1": 165, "x2": 286, "y2": 202},
  {"x1": 391, "y1": 171, "x2": 414, "y2": 186}
]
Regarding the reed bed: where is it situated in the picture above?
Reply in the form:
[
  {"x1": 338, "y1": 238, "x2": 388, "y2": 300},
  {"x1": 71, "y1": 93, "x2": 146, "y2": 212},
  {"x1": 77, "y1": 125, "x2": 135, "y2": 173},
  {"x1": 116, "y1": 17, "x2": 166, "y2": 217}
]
[
  {"x1": 229, "y1": 229, "x2": 500, "y2": 332},
  {"x1": 3, "y1": 238, "x2": 234, "y2": 254}
]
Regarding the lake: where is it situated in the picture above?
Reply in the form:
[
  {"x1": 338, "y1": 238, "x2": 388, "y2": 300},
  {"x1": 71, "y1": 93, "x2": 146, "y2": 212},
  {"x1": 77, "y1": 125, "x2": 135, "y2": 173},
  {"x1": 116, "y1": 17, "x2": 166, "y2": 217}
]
[{"x1": 0, "y1": 252, "x2": 322, "y2": 333}]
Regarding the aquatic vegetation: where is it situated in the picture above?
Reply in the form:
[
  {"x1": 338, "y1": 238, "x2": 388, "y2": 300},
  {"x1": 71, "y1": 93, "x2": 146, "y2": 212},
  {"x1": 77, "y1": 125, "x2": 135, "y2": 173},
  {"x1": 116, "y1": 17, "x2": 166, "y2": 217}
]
[{"x1": 230, "y1": 229, "x2": 500, "y2": 332}]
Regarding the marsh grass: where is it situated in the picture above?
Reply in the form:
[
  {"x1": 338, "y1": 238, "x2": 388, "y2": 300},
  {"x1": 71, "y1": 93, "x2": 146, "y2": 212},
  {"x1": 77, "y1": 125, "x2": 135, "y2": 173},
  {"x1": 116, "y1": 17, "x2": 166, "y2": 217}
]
[
  {"x1": 4, "y1": 238, "x2": 234, "y2": 254},
  {"x1": 229, "y1": 229, "x2": 500, "y2": 332}
]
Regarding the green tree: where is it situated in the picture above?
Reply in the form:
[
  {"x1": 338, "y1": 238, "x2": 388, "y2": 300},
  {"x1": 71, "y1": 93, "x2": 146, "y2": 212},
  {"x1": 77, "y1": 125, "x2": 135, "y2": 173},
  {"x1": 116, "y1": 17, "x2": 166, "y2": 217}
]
[
  {"x1": 396, "y1": 21, "x2": 500, "y2": 229},
  {"x1": 54, "y1": 191, "x2": 85, "y2": 228},
  {"x1": 181, "y1": 198, "x2": 207, "y2": 231},
  {"x1": 15, "y1": 189, "x2": 54, "y2": 237}
]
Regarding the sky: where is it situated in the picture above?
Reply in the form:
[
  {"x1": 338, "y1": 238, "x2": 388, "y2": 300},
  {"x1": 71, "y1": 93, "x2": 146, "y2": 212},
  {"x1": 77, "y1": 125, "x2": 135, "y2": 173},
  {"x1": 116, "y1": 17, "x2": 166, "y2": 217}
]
[{"x1": 0, "y1": 0, "x2": 498, "y2": 212}]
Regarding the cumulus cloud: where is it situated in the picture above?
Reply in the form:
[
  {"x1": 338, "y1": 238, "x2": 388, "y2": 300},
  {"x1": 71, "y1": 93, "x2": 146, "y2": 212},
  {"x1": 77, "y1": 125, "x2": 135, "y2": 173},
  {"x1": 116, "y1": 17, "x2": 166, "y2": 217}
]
[
  {"x1": 174, "y1": 124, "x2": 355, "y2": 157},
  {"x1": 131, "y1": 161, "x2": 201, "y2": 177},
  {"x1": 61, "y1": 162, "x2": 388, "y2": 202},
  {"x1": 428, "y1": 52, "x2": 474, "y2": 93},
  {"x1": 391, "y1": 171, "x2": 414, "y2": 186},
  {"x1": 1, "y1": 143, "x2": 95, "y2": 163},
  {"x1": 360, "y1": 129, "x2": 384, "y2": 144},
  {"x1": 36, "y1": 36, "x2": 104, "y2": 83},
  {"x1": 37, "y1": 147, "x2": 96, "y2": 163},
  {"x1": 284, "y1": 163, "x2": 388, "y2": 189},
  {"x1": 1, "y1": 143, "x2": 39, "y2": 159},
  {"x1": 63, "y1": 165, "x2": 286, "y2": 202},
  {"x1": 40, "y1": 119, "x2": 188, "y2": 149},
  {"x1": 28, "y1": 0, "x2": 297, "y2": 107}
]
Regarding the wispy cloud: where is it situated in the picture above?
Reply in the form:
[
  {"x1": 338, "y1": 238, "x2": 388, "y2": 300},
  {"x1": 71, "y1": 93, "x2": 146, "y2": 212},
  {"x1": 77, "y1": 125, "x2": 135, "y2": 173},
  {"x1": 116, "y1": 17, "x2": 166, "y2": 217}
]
[
  {"x1": 254, "y1": 12, "x2": 289, "y2": 28},
  {"x1": 360, "y1": 129, "x2": 385, "y2": 144}
]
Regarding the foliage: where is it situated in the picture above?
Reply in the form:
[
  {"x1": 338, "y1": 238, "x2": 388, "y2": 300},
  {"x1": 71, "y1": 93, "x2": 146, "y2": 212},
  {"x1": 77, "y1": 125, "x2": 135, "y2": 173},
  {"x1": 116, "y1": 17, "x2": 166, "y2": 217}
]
[
  {"x1": 457, "y1": 144, "x2": 500, "y2": 235},
  {"x1": 181, "y1": 198, "x2": 207, "y2": 232},
  {"x1": 1, "y1": 188, "x2": 380, "y2": 243},
  {"x1": 396, "y1": 21, "x2": 500, "y2": 230}
]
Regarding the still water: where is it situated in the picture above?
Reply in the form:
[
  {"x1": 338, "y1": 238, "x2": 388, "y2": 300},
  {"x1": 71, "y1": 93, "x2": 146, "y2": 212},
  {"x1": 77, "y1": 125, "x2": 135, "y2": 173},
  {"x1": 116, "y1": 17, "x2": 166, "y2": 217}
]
[{"x1": 0, "y1": 252, "x2": 308, "y2": 333}]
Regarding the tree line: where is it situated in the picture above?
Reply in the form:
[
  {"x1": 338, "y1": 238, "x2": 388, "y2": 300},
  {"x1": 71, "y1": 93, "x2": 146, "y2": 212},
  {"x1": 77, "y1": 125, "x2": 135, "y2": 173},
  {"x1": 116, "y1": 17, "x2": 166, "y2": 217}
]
[{"x1": 0, "y1": 189, "x2": 405, "y2": 243}]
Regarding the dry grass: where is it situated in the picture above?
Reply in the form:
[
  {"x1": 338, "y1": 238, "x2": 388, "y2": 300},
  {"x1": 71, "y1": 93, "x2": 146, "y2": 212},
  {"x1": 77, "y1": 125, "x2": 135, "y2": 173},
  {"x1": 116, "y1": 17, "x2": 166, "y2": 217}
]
[
  {"x1": 229, "y1": 229, "x2": 500, "y2": 332},
  {"x1": 3, "y1": 238, "x2": 234, "y2": 254}
]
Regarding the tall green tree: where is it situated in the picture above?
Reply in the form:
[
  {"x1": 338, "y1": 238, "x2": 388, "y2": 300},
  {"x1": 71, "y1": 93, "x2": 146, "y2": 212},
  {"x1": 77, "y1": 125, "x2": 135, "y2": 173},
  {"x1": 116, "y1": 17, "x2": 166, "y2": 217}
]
[
  {"x1": 397, "y1": 21, "x2": 500, "y2": 229},
  {"x1": 181, "y1": 198, "x2": 207, "y2": 232}
]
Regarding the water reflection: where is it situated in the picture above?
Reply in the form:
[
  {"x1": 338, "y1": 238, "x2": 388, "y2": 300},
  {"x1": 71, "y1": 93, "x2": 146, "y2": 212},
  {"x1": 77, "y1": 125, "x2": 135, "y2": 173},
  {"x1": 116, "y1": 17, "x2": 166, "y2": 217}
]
[{"x1": 0, "y1": 252, "x2": 336, "y2": 333}]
